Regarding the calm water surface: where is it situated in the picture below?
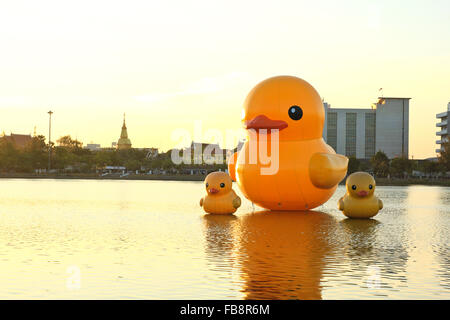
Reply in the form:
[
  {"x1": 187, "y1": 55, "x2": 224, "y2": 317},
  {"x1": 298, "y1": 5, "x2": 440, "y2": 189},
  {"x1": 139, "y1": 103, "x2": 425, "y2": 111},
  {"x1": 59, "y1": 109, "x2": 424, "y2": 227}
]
[{"x1": 0, "y1": 179, "x2": 448, "y2": 299}]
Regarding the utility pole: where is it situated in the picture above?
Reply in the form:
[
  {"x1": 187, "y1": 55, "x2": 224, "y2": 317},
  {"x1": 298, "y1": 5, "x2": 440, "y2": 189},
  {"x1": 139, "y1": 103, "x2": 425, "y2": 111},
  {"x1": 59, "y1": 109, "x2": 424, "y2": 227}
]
[{"x1": 48, "y1": 110, "x2": 53, "y2": 172}]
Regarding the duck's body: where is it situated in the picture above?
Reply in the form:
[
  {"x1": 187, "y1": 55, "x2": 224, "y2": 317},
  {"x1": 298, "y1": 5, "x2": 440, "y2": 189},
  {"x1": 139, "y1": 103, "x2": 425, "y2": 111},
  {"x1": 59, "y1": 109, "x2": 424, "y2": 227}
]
[
  {"x1": 339, "y1": 195, "x2": 382, "y2": 219},
  {"x1": 338, "y1": 171, "x2": 383, "y2": 219},
  {"x1": 201, "y1": 190, "x2": 241, "y2": 215},
  {"x1": 236, "y1": 138, "x2": 346, "y2": 210},
  {"x1": 200, "y1": 171, "x2": 241, "y2": 215},
  {"x1": 229, "y1": 75, "x2": 348, "y2": 211}
]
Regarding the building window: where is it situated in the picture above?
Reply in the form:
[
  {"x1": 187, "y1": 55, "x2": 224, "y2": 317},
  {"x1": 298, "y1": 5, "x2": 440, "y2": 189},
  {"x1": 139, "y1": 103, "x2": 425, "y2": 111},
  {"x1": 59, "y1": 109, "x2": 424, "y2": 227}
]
[
  {"x1": 345, "y1": 113, "x2": 357, "y2": 157},
  {"x1": 327, "y1": 112, "x2": 337, "y2": 151},
  {"x1": 365, "y1": 113, "x2": 376, "y2": 159}
]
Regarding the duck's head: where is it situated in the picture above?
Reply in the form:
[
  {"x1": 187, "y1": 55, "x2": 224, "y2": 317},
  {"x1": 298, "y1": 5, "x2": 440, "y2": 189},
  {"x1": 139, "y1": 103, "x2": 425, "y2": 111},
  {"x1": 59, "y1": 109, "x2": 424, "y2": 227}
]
[
  {"x1": 346, "y1": 172, "x2": 376, "y2": 198},
  {"x1": 205, "y1": 171, "x2": 232, "y2": 196},
  {"x1": 242, "y1": 76, "x2": 324, "y2": 141}
]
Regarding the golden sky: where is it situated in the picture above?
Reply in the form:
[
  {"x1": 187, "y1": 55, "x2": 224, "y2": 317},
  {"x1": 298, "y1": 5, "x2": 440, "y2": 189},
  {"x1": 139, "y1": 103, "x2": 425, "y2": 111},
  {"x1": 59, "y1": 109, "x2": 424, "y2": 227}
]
[{"x1": 0, "y1": 0, "x2": 449, "y2": 158}]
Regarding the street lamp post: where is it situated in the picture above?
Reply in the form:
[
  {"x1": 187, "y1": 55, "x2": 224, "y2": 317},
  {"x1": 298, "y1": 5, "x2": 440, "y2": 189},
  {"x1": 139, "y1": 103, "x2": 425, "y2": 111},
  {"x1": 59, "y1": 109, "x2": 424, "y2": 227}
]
[{"x1": 48, "y1": 110, "x2": 53, "y2": 172}]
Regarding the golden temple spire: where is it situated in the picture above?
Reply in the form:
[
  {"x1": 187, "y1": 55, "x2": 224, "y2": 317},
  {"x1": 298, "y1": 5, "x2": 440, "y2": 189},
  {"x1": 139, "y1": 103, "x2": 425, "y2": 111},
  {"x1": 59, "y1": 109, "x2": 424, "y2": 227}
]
[{"x1": 117, "y1": 113, "x2": 132, "y2": 150}]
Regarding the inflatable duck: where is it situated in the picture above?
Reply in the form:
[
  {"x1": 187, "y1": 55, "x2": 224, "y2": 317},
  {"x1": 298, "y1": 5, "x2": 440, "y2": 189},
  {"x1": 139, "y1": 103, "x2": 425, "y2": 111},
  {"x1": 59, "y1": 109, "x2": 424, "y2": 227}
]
[
  {"x1": 338, "y1": 172, "x2": 383, "y2": 219},
  {"x1": 200, "y1": 171, "x2": 241, "y2": 214},
  {"x1": 228, "y1": 75, "x2": 348, "y2": 211}
]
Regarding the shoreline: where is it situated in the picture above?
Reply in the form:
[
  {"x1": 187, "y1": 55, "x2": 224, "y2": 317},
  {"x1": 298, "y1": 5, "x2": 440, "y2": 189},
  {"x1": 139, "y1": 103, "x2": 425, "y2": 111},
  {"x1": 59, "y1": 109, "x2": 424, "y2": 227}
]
[
  {"x1": 374, "y1": 178, "x2": 450, "y2": 187},
  {"x1": 0, "y1": 173, "x2": 206, "y2": 182},
  {"x1": 0, "y1": 174, "x2": 449, "y2": 186}
]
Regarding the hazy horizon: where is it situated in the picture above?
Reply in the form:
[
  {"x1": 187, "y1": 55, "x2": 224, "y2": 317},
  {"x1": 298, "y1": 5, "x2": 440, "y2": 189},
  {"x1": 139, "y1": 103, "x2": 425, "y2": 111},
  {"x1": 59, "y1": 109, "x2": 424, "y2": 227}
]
[{"x1": 1, "y1": 0, "x2": 449, "y2": 158}]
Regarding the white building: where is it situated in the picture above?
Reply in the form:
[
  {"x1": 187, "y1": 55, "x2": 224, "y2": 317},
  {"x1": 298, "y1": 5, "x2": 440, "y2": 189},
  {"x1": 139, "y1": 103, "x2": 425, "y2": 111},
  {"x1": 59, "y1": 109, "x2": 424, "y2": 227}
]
[
  {"x1": 436, "y1": 102, "x2": 450, "y2": 154},
  {"x1": 323, "y1": 97, "x2": 410, "y2": 159},
  {"x1": 85, "y1": 143, "x2": 101, "y2": 151}
]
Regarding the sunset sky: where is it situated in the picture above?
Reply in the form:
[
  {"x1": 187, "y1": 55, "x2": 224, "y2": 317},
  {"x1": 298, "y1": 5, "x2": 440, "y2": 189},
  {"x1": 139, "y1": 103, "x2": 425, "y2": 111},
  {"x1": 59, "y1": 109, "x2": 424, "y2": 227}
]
[{"x1": 0, "y1": 0, "x2": 449, "y2": 158}]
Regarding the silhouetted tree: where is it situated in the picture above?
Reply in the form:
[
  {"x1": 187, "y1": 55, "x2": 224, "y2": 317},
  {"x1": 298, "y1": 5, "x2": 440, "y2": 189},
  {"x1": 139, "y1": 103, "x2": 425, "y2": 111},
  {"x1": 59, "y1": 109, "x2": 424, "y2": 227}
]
[
  {"x1": 439, "y1": 141, "x2": 450, "y2": 172},
  {"x1": 420, "y1": 160, "x2": 441, "y2": 175},
  {"x1": 0, "y1": 139, "x2": 20, "y2": 172},
  {"x1": 348, "y1": 156, "x2": 360, "y2": 174},
  {"x1": 21, "y1": 135, "x2": 48, "y2": 172},
  {"x1": 390, "y1": 157, "x2": 412, "y2": 178},
  {"x1": 371, "y1": 151, "x2": 390, "y2": 178},
  {"x1": 57, "y1": 135, "x2": 83, "y2": 149}
]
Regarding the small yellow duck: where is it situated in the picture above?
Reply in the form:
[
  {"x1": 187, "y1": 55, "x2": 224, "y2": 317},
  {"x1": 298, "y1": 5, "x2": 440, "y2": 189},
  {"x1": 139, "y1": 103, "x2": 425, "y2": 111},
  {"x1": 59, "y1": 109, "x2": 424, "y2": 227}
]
[
  {"x1": 200, "y1": 172, "x2": 241, "y2": 215},
  {"x1": 338, "y1": 172, "x2": 383, "y2": 219}
]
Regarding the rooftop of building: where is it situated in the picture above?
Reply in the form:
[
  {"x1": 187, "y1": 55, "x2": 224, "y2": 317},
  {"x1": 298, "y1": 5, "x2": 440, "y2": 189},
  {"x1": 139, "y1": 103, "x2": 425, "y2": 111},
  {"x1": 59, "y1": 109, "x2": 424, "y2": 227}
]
[
  {"x1": 0, "y1": 133, "x2": 33, "y2": 148},
  {"x1": 325, "y1": 107, "x2": 376, "y2": 112},
  {"x1": 324, "y1": 97, "x2": 411, "y2": 111},
  {"x1": 377, "y1": 97, "x2": 411, "y2": 100}
]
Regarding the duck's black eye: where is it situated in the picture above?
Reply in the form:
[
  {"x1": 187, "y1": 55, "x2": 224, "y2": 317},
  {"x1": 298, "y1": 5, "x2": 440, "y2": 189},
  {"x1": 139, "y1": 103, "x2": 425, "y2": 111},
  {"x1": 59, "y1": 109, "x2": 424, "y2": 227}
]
[
  {"x1": 288, "y1": 105, "x2": 303, "y2": 120},
  {"x1": 220, "y1": 183, "x2": 225, "y2": 188},
  {"x1": 352, "y1": 185, "x2": 357, "y2": 190},
  {"x1": 369, "y1": 184, "x2": 373, "y2": 190},
  {"x1": 206, "y1": 183, "x2": 209, "y2": 188}
]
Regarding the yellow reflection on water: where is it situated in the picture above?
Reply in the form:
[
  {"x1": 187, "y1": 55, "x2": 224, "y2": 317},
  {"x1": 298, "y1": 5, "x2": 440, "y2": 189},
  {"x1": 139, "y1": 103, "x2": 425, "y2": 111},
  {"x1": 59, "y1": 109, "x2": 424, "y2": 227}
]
[
  {"x1": 238, "y1": 211, "x2": 338, "y2": 300},
  {"x1": 203, "y1": 211, "x2": 340, "y2": 300},
  {"x1": 405, "y1": 186, "x2": 448, "y2": 296},
  {"x1": 0, "y1": 180, "x2": 449, "y2": 299}
]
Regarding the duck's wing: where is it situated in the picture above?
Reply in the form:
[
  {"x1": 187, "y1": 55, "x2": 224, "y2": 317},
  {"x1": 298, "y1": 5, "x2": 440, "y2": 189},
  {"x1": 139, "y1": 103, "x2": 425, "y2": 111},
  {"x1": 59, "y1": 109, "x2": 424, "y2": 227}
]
[
  {"x1": 309, "y1": 153, "x2": 348, "y2": 189},
  {"x1": 232, "y1": 196, "x2": 241, "y2": 209},
  {"x1": 338, "y1": 197, "x2": 345, "y2": 211}
]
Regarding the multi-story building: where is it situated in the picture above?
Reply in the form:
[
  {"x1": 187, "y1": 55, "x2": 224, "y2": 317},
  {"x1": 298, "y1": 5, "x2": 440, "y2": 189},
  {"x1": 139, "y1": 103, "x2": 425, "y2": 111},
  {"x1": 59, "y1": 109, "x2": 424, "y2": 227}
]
[
  {"x1": 436, "y1": 102, "x2": 450, "y2": 154},
  {"x1": 323, "y1": 97, "x2": 410, "y2": 159}
]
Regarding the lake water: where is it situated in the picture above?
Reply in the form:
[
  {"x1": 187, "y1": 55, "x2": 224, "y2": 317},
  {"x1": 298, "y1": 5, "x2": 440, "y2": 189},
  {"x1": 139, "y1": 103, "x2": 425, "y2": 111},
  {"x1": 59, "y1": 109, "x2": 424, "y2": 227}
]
[{"x1": 0, "y1": 179, "x2": 448, "y2": 299}]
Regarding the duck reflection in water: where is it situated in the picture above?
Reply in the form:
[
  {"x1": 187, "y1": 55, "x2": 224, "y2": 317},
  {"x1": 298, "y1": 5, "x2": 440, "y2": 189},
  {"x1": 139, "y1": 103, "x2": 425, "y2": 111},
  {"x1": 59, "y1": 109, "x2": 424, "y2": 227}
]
[
  {"x1": 340, "y1": 217, "x2": 380, "y2": 230},
  {"x1": 203, "y1": 211, "x2": 340, "y2": 300},
  {"x1": 339, "y1": 218, "x2": 409, "y2": 286},
  {"x1": 339, "y1": 218, "x2": 382, "y2": 265},
  {"x1": 203, "y1": 214, "x2": 239, "y2": 272}
]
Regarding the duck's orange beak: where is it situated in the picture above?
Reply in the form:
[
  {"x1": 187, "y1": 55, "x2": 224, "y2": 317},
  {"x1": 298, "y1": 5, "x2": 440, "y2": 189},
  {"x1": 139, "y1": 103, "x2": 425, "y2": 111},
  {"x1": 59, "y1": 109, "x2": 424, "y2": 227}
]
[
  {"x1": 244, "y1": 115, "x2": 288, "y2": 131},
  {"x1": 208, "y1": 188, "x2": 219, "y2": 194},
  {"x1": 357, "y1": 191, "x2": 368, "y2": 197}
]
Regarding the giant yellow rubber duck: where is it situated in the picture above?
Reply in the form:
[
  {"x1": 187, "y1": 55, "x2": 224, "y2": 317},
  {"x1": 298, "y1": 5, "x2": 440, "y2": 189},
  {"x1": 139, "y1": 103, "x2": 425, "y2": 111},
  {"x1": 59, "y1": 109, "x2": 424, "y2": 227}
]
[
  {"x1": 338, "y1": 172, "x2": 383, "y2": 219},
  {"x1": 200, "y1": 171, "x2": 241, "y2": 214},
  {"x1": 228, "y1": 76, "x2": 348, "y2": 211}
]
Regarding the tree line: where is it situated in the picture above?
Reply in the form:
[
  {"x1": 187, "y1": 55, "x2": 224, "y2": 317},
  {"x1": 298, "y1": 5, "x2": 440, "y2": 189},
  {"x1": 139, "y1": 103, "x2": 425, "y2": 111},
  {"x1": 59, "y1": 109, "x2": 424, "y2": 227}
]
[
  {"x1": 1, "y1": 134, "x2": 449, "y2": 176},
  {"x1": 0, "y1": 135, "x2": 227, "y2": 174},
  {"x1": 349, "y1": 144, "x2": 450, "y2": 178}
]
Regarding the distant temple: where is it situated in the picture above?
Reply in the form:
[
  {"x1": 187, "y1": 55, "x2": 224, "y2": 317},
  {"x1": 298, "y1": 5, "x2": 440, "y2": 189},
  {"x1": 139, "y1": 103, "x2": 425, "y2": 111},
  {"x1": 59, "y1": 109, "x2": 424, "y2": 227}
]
[
  {"x1": 0, "y1": 133, "x2": 33, "y2": 149},
  {"x1": 117, "y1": 114, "x2": 132, "y2": 150}
]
